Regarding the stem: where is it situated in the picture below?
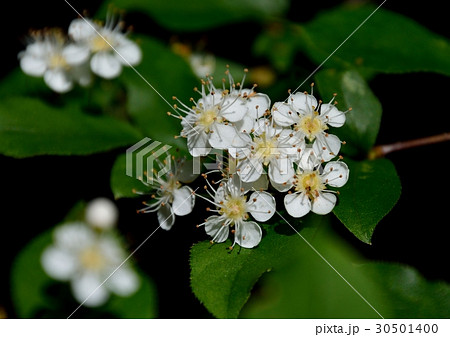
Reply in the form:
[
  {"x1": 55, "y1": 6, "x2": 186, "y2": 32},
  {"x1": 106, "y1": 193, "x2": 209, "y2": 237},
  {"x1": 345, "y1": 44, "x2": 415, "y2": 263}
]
[{"x1": 368, "y1": 133, "x2": 450, "y2": 159}]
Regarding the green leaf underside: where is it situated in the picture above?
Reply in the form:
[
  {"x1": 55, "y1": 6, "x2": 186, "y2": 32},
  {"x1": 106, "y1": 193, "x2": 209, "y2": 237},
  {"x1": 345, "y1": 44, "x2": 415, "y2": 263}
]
[
  {"x1": 333, "y1": 158, "x2": 401, "y2": 244},
  {"x1": 0, "y1": 96, "x2": 142, "y2": 158},
  {"x1": 191, "y1": 215, "x2": 450, "y2": 318},
  {"x1": 11, "y1": 209, "x2": 157, "y2": 318},
  {"x1": 315, "y1": 68, "x2": 382, "y2": 156},
  {"x1": 299, "y1": 5, "x2": 450, "y2": 76},
  {"x1": 99, "y1": 0, "x2": 288, "y2": 31}
]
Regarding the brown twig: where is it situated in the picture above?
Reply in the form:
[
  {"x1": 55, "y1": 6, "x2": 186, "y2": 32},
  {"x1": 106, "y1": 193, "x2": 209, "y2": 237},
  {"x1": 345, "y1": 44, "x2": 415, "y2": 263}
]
[{"x1": 368, "y1": 133, "x2": 450, "y2": 159}]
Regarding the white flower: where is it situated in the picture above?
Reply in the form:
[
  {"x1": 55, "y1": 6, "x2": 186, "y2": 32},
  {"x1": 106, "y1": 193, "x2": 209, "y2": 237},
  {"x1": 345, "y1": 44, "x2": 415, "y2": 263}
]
[
  {"x1": 230, "y1": 119, "x2": 303, "y2": 185},
  {"x1": 283, "y1": 156, "x2": 349, "y2": 217},
  {"x1": 272, "y1": 91, "x2": 348, "y2": 161},
  {"x1": 41, "y1": 222, "x2": 139, "y2": 307},
  {"x1": 197, "y1": 179, "x2": 276, "y2": 249},
  {"x1": 189, "y1": 52, "x2": 216, "y2": 78},
  {"x1": 85, "y1": 198, "x2": 118, "y2": 230},
  {"x1": 172, "y1": 69, "x2": 270, "y2": 157},
  {"x1": 19, "y1": 29, "x2": 91, "y2": 93},
  {"x1": 68, "y1": 17, "x2": 142, "y2": 79},
  {"x1": 136, "y1": 158, "x2": 196, "y2": 230}
]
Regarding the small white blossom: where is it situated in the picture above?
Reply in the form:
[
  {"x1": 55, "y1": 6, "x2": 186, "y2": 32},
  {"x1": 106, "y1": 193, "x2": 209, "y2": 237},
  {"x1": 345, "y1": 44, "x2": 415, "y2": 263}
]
[
  {"x1": 283, "y1": 152, "x2": 349, "y2": 217},
  {"x1": 230, "y1": 119, "x2": 303, "y2": 185},
  {"x1": 172, "y1": 69, "x2": 270, "y2": 157},
  {"x1": 68, "y1": 16, "x2": 142, "y2": 79},
  {"x1": 41, "y1": 222, "x2": 139, "y2": 307},
  {"x1": 197, "y1": 179, "x2": 276, "y2": 249},
  {"x1": 85, "y1": 198, "x2": 118, "y2": 230},
  {"x1": 136, "y1": 157, "x2": 197, "y2": 230},
  {"x1": 189, "y1": 52, "x2": 216, "y2": 78},
  {"x1": 19, "y1": 29, "x2": 91, "y2": 93},
  {"x1": 272, "y1": 90, "x2": 348, "y2": 161}
]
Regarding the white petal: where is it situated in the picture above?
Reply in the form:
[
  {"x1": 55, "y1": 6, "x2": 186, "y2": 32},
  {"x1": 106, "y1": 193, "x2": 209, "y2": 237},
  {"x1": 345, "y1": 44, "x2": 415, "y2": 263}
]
[
  {"x1": 20, "y1": 55, "x2": 46, "y2": 77},
  {"x1": 284, "y1": 193, "x2": 311, "y2": 218},
  {"x1": 71, "y1": 273, "x2": 109, "y2": 307},
  {"x1": 85, "y1": 198, "x2": 118, "y2": 230},
  {"x1": 107, "y1": 267, "x2": 139, "y2": 297},
  {"x1": 62, "y1": 44, "x2": 90, "y2": 66},
  {"x1": 175, "y1": 159, "x2": 199, "y2": 183},
  {"x1": 248, "y1": 191, "x2": 276, "y2": 222},
  {"x1": 237, "y1": 158, "x2": 264, "y2": 183},
  {"x1": 208, "y1": 123, "x2": 239, "y2": 149},
  {"x1": 311, "y1": 192, "x2": 336, "y2": 215},
  {"x1": 157, "y1": 203, "x2": 175, "y2": 230},
  {"x1": 270, "y1": 178, "x2": 293, "y2": 193},
  {"x1": 187, "y1": 129, "x2": 211, "y2": 157},
  {"x1": 268, "y1": 159, "x2": 295, "y2": 184},
  {"x1": 234, "y1": 221, "x2": 262, "y2": 248},
  {"x1": 41, "y1": 246, "x2": 77, "y2": 281},
  {"x1": 44, "y1": 69, "x2": 73, "y2": 93},
  {"x1": 221, "y1": 98, "x2": 247, "y2": 122},
  {"x1": 290, "y1": 92, "x2": 317, "y2": 113},
  {"x1": 116, "y1": 40, "x2": 142, "y2": 66},
  {"x1": 232, "y1": 173, "x2": 269, "y2": 193},
  {"x1": 214, "y1": 185, "x2": 226, "y2": 205},
  {"x1": 272, "y1": 101, "x2": 296, "y2": 127},
  {"x1": 54, "y1": 223, "x2": 94, "y2": 251},
  {"x1": 298, "y1": 147, "x2": 320, "y2": 171},
  {"x1": 90, "y1": 52, "x2": 122, "y2": 79},
  {"x1": 68, "y1": 18, "x2": 97, "y2": 41},
  {"x1": 172, "y1": 186, "x2": 194, "y2": 216},
  {"x1": 323, "y1": 161, "x2": 349, "y2": 187},
  {"x1": 234, "y1": 114, "x2": 255, "y2": 133},
  {"x1": 246, "y1": 93, "x2": 271, "y2": 119},
  {"x1": 204, "y1": 216, "x2": 229, "y2": 243},
  {"x1": 314, "y1": 133, "x2": 341, "y2": 161},
  {"x1": 321, "y1": 104, "x2": 346, "y2": 127}
]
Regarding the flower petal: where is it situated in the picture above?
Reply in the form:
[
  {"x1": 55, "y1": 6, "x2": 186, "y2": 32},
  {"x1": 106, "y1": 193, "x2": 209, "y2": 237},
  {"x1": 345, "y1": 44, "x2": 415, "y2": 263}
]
[
  {"x1": 116, "y1": 40, "x2": 142, "y2": 66},
  {"x1": 107, "y1": 267, "x2": 140, "y2": 297},
  {"x1": 90, "y1": 52, "x2": 122, "y2": 79},
  {"x1": 268, "y1": 159, "x2": 295, "y2": 184},
  {"x1": 237, "y1": 158, "x2": 264, "y2": 183},
  {"x1": 323, "y1": 161, "x2": 349, "y2": 187},
  {"x1": 186, "y1": 128, "x2": 211, "y2": 157},
  {"x1": 314, "y1": 133, "x2": 341, "y2": 161},
  {"x1": 311, "y1": 192, "x2": 336, "y2": 215},
  {"x1": 232, "y1": 173, "x2": 269, "y2": 193},
  {"x1": 234, "y1": 221, "x2": 262, "y2": 248},
  {"x1": 62, "y1": 44, "x2": 90, "y2": 66},
  {"x1": 157, "y1": 203, "x2": 175, "y2": 230},
  {"x1": 54, "y1": 223, "x2": 94, "y2": 251},
  {"x1": 321, "y1": 103, "x2": 346, "y2": 127},
  {"x1": 85, "y1": 197, "x2": 118, "y2": 230},
  {"x1": 290, "y1": 92, "x2": 317, "y2": 113},
  {"x1": 20, "y1": 54, "x2": 47, "y2": 77},
  {"x1": 248, "y1": 191, "x2": 276, "y2": 222},
  {"x1": 71, "y1": 272, "x2": 109, "y2": 307},
  {"x1": 68, "y1": 18, "x2": 97, "y2": 41},
  {"x1": 208, "y1": 123, "x2": 239, "y2": 149},
  {"x1": 41, "y1": 246, "x2": 78, "y2": 281},
  {"x1": 204, "y1": 216, "x2": 229, "y2": 243},
  {"x1": 44, "y1": 69, "x2": 73, "y2": 93},
  {"x1": 172, "y1": 186, "x2": 194, "y2": 216},
  {"x1": 284, "y1": 193, "x2": 311, "y2": 218},
  {"x1": 272, "y1": 101, "x2": 296, "y2": 127}
]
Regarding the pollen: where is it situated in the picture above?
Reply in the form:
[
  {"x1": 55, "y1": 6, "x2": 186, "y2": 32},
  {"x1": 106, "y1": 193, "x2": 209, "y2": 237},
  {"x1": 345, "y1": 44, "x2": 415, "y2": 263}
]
[
  {"x1": 295, "y1": 115, "x2": 328, "y2": 141},
  {"x1": 294, "y1": 170, "x2": 326, "y2": 200},
  {"x1": 221, "y1": 196, "x2": 248, "y2": 222}
]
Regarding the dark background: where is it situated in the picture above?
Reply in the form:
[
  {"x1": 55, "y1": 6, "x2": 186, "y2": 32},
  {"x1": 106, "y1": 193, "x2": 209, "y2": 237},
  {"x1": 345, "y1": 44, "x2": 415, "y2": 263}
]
[{"x1": 1, "y1": 0, "x2": 449, "y2": 318}]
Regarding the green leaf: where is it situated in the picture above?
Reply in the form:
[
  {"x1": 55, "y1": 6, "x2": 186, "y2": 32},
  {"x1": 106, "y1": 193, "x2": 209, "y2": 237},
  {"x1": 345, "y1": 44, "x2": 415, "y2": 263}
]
[
  {"x1": 333, "y1": 158, "x2": 401, "y2": 244},
  {"x1": 11, "y1": 218, "x2": 157, "y2": 318},
  {"x1": 100, "y1": 0, "x2": 288, "y2": 31},
  {"x1": 299, "y1": 5, "x2": 450, "y2": 76},
  {"x1": 0, "y1": 96, "x2": 142, "y2": 158},
  {"x1": 240, "y1": 227, "x2": 450, "y2": 318},
  {"x1": 121, "y1": 36, "x2": 199, "y2": 154},
  {"x1": 315, "y1": 68, "x2": 382, "y2": 156},
  {"x1": 190, "y1": 214, "x2": 328, "y2": 318}
]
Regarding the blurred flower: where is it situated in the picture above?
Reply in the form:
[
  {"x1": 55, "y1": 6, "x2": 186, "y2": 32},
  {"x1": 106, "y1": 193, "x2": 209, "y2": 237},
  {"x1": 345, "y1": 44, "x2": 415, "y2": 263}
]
[
  {"x1": 19, "y1": 29, "x2": 91, "y2": 93},
  {"x1": 85, "y1": 198, "x2": 118, "y2": 230},
  {"x1": 136, "y1": 157, "x2": 197, "y2": 230},
  {"x1": 198, "y1": 179, "x2": 275, "y2": 249},
  {"x1": 41, "y1": 222, "x2": 139, "y2": 307},
  {"x1": 68, "y1": 16, "x2": 142, "y2": 79},
  {"x1": 189, "y1": 52, "x2": 216, "y2": 78}
]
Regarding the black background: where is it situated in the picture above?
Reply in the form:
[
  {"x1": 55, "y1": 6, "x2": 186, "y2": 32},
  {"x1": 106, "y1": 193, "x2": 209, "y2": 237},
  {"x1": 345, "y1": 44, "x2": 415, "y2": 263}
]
[{"x1": 1, "y1": 0, "x2": 449, "y2": 318}]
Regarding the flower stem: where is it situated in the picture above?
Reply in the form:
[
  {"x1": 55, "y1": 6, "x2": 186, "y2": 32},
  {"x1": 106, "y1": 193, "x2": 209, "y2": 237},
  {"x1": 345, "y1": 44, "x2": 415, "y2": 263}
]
[{"x1": 368, "y1": 133, "x2": 450, "y2": 159}]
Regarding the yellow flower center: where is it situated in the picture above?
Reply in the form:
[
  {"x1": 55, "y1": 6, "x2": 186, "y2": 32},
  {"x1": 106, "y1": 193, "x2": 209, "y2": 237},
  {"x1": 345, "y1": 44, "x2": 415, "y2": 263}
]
[
  {"x1": 221, "y1": 196, "x2": 248, "y2": 222},
  {"x1": 294, "y1": 170, "x2": 325, "y2": 200},
  {"x1": 91, "y1": 35, "x2": 113, "y2": 52},
  {"x1": 295, "y1": 114, "x2": 327, "y2": 141},
  {"x1": 49, "y1": 54, "x2": 68, "y2": 69},
  {"x1": 197, "y1": 108, "x2": 221, "y2": 132},
  {"x1": 79, "y1": 246, "x2": 106, "y2": 271},
  {"x1": 253, "y1": 132, "x2": 279, "y2": 165}
]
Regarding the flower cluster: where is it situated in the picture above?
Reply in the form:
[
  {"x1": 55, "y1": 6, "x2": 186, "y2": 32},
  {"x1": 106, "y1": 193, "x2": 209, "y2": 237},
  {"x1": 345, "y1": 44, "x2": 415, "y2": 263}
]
[
  {"x1": 138, "y1": 69, "x2": 350, "y2": 249},
  {"x1": 41, "y1": 198, "x2": 139, "y2": 307},
  {"x1": 19, "y1": 14, "x2": 141, "y2": 93}
]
